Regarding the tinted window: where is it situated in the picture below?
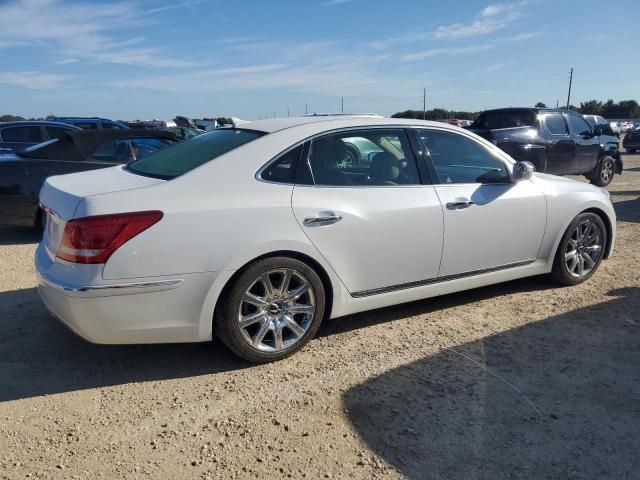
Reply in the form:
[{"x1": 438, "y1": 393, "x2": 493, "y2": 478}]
[
  {"x1": 90, "y1": 141, "x2": 117, "y2": 162},
  {"x1": 545, "y1": 114, "x2": 568, "y2": 135},
  {"x1": 299, "y1": 129, "x2": 420, "y2": 187},
  {"x1": 126, "y1": 129, "x2": 264, "y2": 179},
  {"x1": 45, "y1": 126, "x2": 73, "y2": 140},
  {"x1": 472, "y1": 110, "x2": 537, "y2": 130},
  {"x1": 1, "y1": 126, "x2": 43, "y2": 143},
  {"x1": 131, "y1": 138, "x2": 173, "y2": 159},
  {"x1": 73, "y1": 122, "x2": 99, "y2": 130},
  {"x1": 261, "y1": 144, "x2": 303, "y2": 183},
  {"x1": 418, "y1": 129, "x2": 510, "y2": 184},
  {"x1": 566, "y1": 115, "x2": 592, "y2": 136},
  {"x1": 101, "y1": 122, "x2": 116, "y2": 129}
]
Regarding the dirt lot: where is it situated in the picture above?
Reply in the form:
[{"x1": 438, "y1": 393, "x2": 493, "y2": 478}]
[{"x1": 1, "y1": 153, "x2": 639, "y2": 480}]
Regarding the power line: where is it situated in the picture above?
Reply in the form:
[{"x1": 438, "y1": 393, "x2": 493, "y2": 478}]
[{"x1": 566, "y1": 68, "x2": 573, "y2": 109}]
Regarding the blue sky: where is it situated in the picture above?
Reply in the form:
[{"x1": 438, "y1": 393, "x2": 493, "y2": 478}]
[{"x1": 0, "y1": 0, "x2": 638, "y2": 120}]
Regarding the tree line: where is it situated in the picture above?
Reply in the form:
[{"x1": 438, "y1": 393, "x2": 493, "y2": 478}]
[
  {"x1": 392, "y1": 99, "x2": 640, "y2": 121},
  {"x1": 0, "y1": 114, "x2": 234, "y2": 125}
]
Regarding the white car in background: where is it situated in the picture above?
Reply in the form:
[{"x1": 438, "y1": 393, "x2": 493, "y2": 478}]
[{"x1": 36, "y1": 116, "x2": 616, "y2": 363}]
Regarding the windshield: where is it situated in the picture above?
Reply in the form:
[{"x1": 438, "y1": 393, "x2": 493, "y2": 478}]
[{"x1": 125, "y1": 128, "x2": 265, "y2": 179}]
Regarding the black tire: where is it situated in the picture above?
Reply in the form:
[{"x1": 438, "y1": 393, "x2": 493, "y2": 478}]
[
  {"x1": 551, "y1": 212, "x2": 607, "y2": 286},
  {"x1": 214, "y1": 257, "x2": 325, "y2": 363},
  {"x1": 589, "y1": 156, "x2": 615, "y2": 187}
]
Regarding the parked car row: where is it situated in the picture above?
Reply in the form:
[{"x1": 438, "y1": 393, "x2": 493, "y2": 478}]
[
  {"x1": 30, "y1": 115, "x2": 616, "y2": 363},
  {"x1": 0, "y1": 129, "x2": 177, "y2": 227},
  {"x1": 622, "y1": 122, "x2": 640, "y2": 153}
]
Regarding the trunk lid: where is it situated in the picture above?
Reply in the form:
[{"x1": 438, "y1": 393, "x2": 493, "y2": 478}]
[{"x1": 40, "y1": 165, "x2": 165, "y2": 258}]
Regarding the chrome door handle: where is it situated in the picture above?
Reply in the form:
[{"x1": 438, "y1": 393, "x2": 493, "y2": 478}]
[
  {"x1": 446, "y1": 200, "x2": 475, "y2": 210},
  {"x1": 303, "y1": 212, "x2": 343, "y2": 226}
]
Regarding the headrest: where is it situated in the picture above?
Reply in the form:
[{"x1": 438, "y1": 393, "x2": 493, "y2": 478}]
[
  {"x1": 370, "y1": 152, "x2": 400, "y2": 180},
  {"x1": 312, "y1": 138, "x2": 347, "y2": 169}
]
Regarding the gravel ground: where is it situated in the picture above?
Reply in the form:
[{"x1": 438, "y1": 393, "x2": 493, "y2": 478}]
[{"x1": 1, "y1": 153, "x2": 639, "y2": 479}]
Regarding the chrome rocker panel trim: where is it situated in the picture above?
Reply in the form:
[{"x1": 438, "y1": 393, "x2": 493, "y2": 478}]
[{"x1": 38, "y1": 272, "x2": 184, "y2": 298}]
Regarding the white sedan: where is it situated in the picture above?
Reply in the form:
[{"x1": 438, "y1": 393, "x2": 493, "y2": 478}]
[{"x1": 36, "y1": 116, "x2": 616, "y2": 363}]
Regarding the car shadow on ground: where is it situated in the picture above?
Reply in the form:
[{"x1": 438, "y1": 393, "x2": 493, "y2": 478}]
[
  {"x1": 342, "y1": 287, "x2": 640, "y2": 480},
  {"x1": 0, "y1": 226, "x2": 41, "y2": 245},
  {"x1": 320, "y1": 275, "x2": 555, "y2": 338},
  {"x1": 610, "y1": 191, "x2": 640, "y2": 223},
  {"x1": 0, "y1": 287, "x2": 248, "y2": 402}
]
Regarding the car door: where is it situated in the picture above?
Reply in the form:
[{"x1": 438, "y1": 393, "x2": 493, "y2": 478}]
[
  {"x1": 416, "y1": 128, "x2": 546, "y2": 277},
  {"x1": 565, "y1": 113, "x2": 600, "y2": 174},
  {"x1": 541, "y1": 112, "x2": 576, "y2": 175},
  {"x1": 290, "y1": 127, "x2": 444, "y2": 295}
]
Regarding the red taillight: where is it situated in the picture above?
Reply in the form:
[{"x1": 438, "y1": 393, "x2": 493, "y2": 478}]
[{"x1": 56, "y1": 211, "x2": 163, "y2": 264}]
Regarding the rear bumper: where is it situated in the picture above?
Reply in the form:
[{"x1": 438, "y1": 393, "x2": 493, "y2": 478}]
[{"x1": 35, "y1": 243, "x2": 219, "y2": 344}]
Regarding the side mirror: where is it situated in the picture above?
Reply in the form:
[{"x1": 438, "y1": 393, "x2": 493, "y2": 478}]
[
  {"x1": 513, "y1": 161, "x2": 535, "y2": 181},
  {"x1": 593, "y1": 125, "x2": 603, "y2": 136}
]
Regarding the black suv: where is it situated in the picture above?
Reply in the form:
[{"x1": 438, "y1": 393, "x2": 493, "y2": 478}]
[
  {"x1": 467, "y1": 108, "x2": 622, "y2": 187},
  {"x1": 52, "y1": 117, "x2": 129, "y2": 130},
  {"x1": 0, "y1": 121, "x2": 81, "y2": 152}
]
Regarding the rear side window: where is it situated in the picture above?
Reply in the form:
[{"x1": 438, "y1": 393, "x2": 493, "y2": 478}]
[
  {"x1": 545, "y1": 114, "x2": 568, "y2": 135},
  {"x1": 45, "y1": 126, "x2": 73, "y2": 140},
  {"x1": 473, "y1": 110, "x2": 537, "y2": 129},
  {"x1": 126, "y1": 129, "x2": 264, "y2": 179},
  {"x1": 260, "y1": 144, "x2": 304, "y2": 184},
  {"x1": 298, "y1": 129, "x2": 421, "y2": 186},
  {"x1": 1, "y1": 126, "x2": 43, "y2": 143}
]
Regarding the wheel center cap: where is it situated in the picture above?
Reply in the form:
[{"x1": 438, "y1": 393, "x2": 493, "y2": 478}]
[{"x1": 268, "y1": 303, "x2": 283, "y2": 316}]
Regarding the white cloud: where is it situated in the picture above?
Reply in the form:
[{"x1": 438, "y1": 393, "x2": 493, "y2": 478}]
[
  {"x1": 512, "y1": 31, "x2": 542, "y2": 41},
  {"x1": 485, "y1": 62, "x2": 511, "y2": 72},
  {"x1": 53, "y1": 58, "x2": 80, "y2": 65},
  {"x1": 401, "y1": 45, "x2": 494, "y2": 62},
  {"x1": 0, "y1": 0, "x2": 195, "y2": 68},
  {"x1": 434, "y1": 1, "x2": 526, "y2": 39},
  {"x1": 0, "y1": 71, "x2": 68, "y2": 89}
]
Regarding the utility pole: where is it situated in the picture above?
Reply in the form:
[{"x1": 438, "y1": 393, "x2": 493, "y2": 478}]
[
  {"x1": 305, "y1": 102, "x2": 308, "y2": 115},
  {"x1": 422, "y1": 87, "x2": 426, "y2": 120},
  {"x1": 556, "y1": 99, "x2": 559, "y2": 108},
  {"x1": 287, "y1": 106, "x2": 290, "y2": 117},
  {"x1": 566, "y1": 68, "x2": 573, "y2": 109},
  {"x1": 340, "y1": 97, "x2": 344, "y2": 113}
]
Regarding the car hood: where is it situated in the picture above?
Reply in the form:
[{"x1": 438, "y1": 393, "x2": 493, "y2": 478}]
[{"x1": 533, "y1": 172, "x2": 607, "y2": 195}]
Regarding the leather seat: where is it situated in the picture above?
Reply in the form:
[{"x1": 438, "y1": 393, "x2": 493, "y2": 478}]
[
  {"x1": 310, "y1": 138, "x2": 352, "y2": 186},
  {"x1": 368, "y1": 152, "x2": 400, "y2": 185}
]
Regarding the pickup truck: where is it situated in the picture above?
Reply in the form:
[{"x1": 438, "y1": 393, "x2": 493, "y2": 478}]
[{"x1": 466, "y1": 108, "x2": 622, "y2": 187}]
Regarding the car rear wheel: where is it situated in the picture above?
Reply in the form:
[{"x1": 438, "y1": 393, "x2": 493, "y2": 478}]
[
  {"x1": 589, "y1": 156, "x2": 615, "y2": 187},
  {"x1": 551, "y1": 212, "x2": 607, "y2": 286},
  {"x1": 214, "y1": 257, "x2": 325, "y2": 363}
]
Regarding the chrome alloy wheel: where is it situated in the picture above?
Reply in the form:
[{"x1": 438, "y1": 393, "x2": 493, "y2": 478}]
[
  {"x1": 600, "y1": 158, "x2": 614, "y2": 184},
  {"x1": 564, "y1": 219, "x2": 603, "y2": 278},
  {"x1": 238, "y1": 269, "x2": 316, "y2": 352}
]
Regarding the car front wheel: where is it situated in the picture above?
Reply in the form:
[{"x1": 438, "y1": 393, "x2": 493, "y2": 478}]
[
  {"x1": 589, "y1": 156, "x2": 615, "y2": 187},
  {"x1": 214, "y1": 257, "x2": 325, "y2": 363},
  {"x1": 551, "y1": 212, "x2": 607, "y2": 286}
]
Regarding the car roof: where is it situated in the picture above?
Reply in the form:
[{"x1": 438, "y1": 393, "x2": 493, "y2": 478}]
[
  {"x1": 236, "y1": 115, "x2": 459, "y2": 134},
  {"x1": 0, "y1": 120, "x2": 82, "y2": 129}
]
